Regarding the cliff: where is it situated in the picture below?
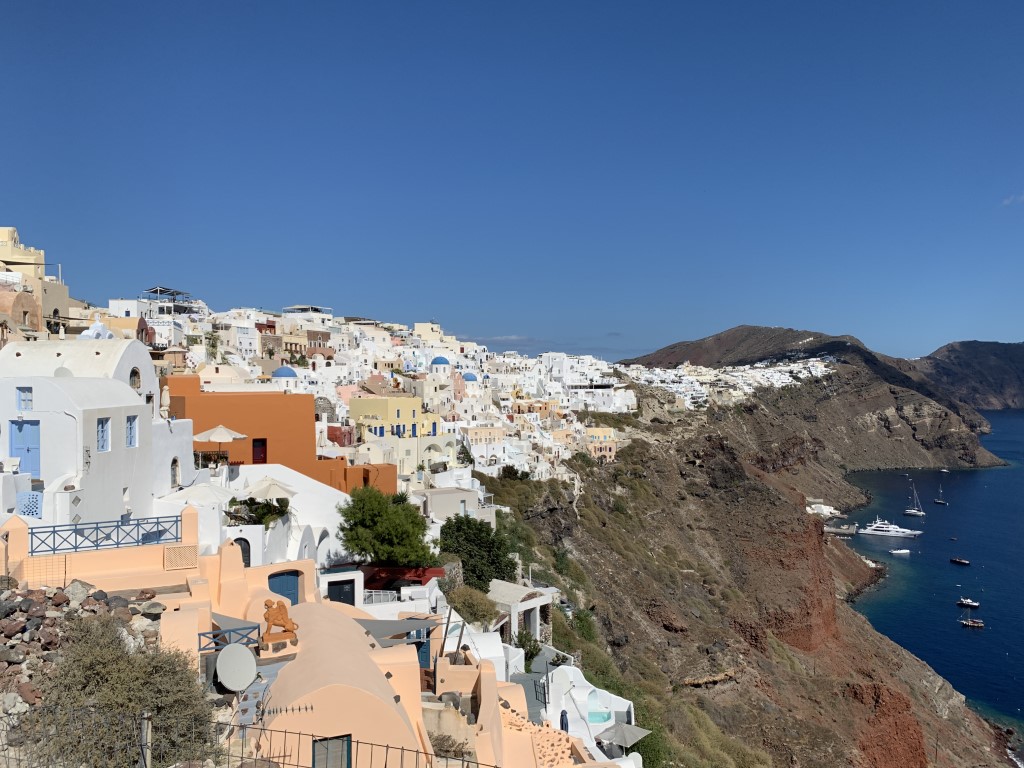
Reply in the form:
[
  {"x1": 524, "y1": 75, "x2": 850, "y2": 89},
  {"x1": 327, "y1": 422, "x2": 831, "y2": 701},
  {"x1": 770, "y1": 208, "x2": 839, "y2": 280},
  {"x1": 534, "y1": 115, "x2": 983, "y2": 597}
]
[
  {"x1": 910, "y1": 341, "x2": 1024, "y2": 410},
  {"x1": 503, "y1": 357, "x2": 1010, "y2": 766}
]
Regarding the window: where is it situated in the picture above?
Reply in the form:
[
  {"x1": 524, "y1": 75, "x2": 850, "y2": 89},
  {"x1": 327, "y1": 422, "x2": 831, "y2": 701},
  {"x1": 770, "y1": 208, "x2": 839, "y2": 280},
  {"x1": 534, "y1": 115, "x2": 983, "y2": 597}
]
[
  {"x1": 16, "y1": 387, "x2": 32, "y2": 411},
  {"x1": 313, "y1": 736, "x2": 351, "y2": 768},
  {"x1": 126, "y1": 415, "x2": 138, "y2": 448},
  {"x1": 97, "y1": 417, "x2": 111, "y2": 452},
  {"x1": 129, "y1": 368, "x2": 141, "y2": 390},
  {"x1": 171, "y1": 457, "x2": 181, "y2": 486}
]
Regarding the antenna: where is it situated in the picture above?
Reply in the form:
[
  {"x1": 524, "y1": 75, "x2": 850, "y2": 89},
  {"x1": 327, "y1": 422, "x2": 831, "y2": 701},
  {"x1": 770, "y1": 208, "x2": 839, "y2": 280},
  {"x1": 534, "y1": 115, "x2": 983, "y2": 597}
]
[{"x1": 215, "y1": 642, "x2": 258, "y2": 692}]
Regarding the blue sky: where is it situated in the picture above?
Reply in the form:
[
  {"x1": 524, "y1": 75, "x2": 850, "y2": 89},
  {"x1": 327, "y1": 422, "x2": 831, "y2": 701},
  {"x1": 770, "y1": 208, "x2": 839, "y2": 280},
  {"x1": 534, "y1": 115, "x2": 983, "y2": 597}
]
[{"x1": 2, "y1": 2, "x2": 1023, "y2": 360}]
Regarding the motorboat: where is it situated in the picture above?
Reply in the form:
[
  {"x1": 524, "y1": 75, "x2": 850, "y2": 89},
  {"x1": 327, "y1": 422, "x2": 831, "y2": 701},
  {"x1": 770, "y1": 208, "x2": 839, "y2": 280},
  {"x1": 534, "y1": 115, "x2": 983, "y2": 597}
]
[
  {"x1": 939, "y1": 469, "x2": 950, "y2": 474},
  {"x1": 904, "y1": 481, "x2": 926, "y2": 516},
  {"x1": 888, "y1": 548, "x2": 910, "y2": 555},
  {"x1": 956, "y1": 597, "x2": 980, "y2": 609},
  {"x1": 950, "y1": 557, "x2": 970, "y2": 566},
  {"x1": 858, "y1": 517, "x2": 923, "y2": 538}
]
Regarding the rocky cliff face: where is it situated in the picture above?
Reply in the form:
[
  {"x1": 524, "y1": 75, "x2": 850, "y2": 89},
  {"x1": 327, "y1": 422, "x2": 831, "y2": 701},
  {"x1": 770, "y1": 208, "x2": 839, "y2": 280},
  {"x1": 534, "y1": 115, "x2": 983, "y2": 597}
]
[
  {"x1": 911, "y1": 341, "x2": 1024, "y2": 410},
  {"x1": 521, "y1": 369, "x2": 1010, "y2": 767}
]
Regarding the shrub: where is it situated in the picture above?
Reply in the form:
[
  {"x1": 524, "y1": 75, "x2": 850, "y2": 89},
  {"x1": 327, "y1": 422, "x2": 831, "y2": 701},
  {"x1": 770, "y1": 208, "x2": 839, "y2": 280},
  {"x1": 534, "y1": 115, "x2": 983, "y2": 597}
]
[
  {"x1": 447, "y1": 585, "x2": 498, "y2": 626},
  {"x1": 338, "y1": 486, "x2": 434, "y2": 566},
  {"x1": 515, "y1": 628, "x2": 542, "y2": 673},
  {"x1": 36, "y1": 615, "x2": 213, "y2": 768},
  {"x1": 571, "y1": 608, "x2": 598, "y2": 642}
]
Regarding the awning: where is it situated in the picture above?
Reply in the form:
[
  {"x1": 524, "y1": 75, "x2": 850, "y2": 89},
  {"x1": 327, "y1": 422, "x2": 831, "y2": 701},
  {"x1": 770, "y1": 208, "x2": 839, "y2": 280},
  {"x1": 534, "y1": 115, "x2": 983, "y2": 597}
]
[{"x1": 355, "y1": 618, "x2": 438, "y2": 648}]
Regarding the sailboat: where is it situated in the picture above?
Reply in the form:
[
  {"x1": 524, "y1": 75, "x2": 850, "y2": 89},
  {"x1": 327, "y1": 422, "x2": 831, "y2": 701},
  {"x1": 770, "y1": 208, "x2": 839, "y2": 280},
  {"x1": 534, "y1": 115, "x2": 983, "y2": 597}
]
[
  {"x1": 933, "y1": 484, "x2": 949, "y2": 506},
  {"x1": 959, "y1": 607, "x2": 984, "y2": 629},
  {"x1": 903, "y1": 481, "x2": 926, "y2": 517}
]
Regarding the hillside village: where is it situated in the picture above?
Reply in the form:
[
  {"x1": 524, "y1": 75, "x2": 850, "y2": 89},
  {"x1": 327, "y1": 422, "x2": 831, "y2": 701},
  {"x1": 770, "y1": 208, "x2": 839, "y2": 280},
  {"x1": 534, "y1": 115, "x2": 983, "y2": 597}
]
[{"x1": 0, "y1": 227, "x2": 835, "y2": 767}]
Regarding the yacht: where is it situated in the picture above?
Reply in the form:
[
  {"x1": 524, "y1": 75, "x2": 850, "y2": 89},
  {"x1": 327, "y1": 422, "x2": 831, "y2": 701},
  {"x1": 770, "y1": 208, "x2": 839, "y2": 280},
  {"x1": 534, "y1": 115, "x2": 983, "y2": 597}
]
[
  {"x1": 956, "y1": 597, "x2": 980, "y2": 609},
  {"x1": 950, "y1": 557, "x2": 970, "y2": 566},
  {"x1": 888, "y1": 548, "x2": 910, "y2": 555},
  {"x1": 858, "y1": 517, "x2": 923, "y2": 538}
]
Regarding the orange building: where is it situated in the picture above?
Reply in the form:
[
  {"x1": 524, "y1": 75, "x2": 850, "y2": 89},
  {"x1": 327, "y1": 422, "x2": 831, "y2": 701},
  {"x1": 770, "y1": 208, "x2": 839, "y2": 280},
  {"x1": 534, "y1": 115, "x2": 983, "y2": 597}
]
[{"x1": 163, "y1": 375, "x2": 397, "y2": 495}]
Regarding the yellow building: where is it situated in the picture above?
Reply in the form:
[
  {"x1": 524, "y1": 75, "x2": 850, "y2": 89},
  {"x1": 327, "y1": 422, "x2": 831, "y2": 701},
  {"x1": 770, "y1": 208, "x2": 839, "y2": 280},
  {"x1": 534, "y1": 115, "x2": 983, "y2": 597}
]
[{"x1": 350, "y1": 394, "x2": 442, "y2": 440}]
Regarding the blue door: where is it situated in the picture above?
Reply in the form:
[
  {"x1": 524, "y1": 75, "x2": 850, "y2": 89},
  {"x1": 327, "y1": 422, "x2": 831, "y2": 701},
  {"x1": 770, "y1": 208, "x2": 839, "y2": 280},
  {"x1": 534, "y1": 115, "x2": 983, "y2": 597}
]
[
  {"x1": 9, "y1": 420, "x2": 41, "y2": 478},
  {"x1": 268, "y1": 570, "x2": 301, "y2": 605},
  {"x1": 412, "y1": 628, "x2": 431, "y2": 668}
]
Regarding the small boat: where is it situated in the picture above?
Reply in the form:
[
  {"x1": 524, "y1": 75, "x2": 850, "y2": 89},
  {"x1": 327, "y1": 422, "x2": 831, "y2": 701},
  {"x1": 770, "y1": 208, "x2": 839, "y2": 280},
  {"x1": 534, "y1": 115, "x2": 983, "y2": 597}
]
[
  {"x1": 904, "y1": 481, "x2": 926, "y2": 517},
  {"x1": 933, "y1": 484, "x2": 948, "y2": 506},
  {"x1": 956, "y1": 597, "x2": 980, "y2": 609},
  {"x1": 939, "y1": 469, "x2": 950, "y2": 474},
  {"x1": 950, "y1": 557, "x2": 970, "y2": 566},
  {"x1": 888, "y1": 548, "x2": 910, "y2": 555},
  {"x1": 949, "y1": 536, "x2": 958, "y2": 541}
]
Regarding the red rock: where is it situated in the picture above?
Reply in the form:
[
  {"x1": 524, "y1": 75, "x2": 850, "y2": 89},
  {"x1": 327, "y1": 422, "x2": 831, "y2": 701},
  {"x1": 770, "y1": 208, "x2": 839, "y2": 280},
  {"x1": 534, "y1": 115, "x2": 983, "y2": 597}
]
[{"x1": 17, "y1": 682, "x2": 41, "y2": 705}]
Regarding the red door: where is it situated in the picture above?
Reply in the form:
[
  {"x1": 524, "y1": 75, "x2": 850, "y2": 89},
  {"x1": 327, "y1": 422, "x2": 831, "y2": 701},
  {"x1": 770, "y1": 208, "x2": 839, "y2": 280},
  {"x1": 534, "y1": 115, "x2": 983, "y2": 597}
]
[{"x1": 252, "y1": 438, "x2": 267, "y2": 464}]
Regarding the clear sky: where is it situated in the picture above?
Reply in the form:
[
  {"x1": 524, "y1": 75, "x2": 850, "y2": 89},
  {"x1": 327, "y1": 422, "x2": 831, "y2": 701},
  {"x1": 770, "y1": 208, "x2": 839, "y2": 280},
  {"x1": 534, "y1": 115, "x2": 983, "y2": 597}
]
[{"x1": 3, "y1": 2, "x2": 1023, "y2": 360}]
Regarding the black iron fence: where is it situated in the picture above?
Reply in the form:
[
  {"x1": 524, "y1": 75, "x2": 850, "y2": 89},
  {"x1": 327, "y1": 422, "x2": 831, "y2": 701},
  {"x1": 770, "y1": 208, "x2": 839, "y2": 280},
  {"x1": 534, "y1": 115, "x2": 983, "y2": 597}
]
[{"x1": 0, "y1": 707, "x2": 502, "y2": 768}]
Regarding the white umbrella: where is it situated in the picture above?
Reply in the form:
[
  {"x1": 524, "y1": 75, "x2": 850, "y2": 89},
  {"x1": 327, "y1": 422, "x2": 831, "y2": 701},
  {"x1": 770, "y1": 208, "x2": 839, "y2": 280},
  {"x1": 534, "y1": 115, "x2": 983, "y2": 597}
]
[
  {"x1": 244, "y1": 476, "x2": 296, "y2": 500},
  {"x1": 193, "y1": 425, "x2": 248, "y2": 443},
  {"x1": 193, "y1": 424, "x2": 248, "y2": 465},
  {"x1": 596, "y1": 722, "x2": 651, "y2": 750},
  {"x1": 163, "y1": 483, "x2": 236, "y2": 506}
]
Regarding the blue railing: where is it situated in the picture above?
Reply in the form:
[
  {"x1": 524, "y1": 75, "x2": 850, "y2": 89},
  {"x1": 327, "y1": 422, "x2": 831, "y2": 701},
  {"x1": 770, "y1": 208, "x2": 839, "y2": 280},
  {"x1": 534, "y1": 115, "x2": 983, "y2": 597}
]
[
  {"x1": 198, "y1": 624, "x2": 261, "y2": 653},
  {"x1": 28, "y1": 515, "x2": 181, "y2": 555}
]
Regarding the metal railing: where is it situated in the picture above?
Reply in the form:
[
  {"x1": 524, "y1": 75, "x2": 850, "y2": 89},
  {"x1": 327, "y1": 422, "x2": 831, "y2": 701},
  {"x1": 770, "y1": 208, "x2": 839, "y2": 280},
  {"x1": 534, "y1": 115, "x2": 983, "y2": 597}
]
[
  {"x1": 197, "y1": 623, "x2": 261, "y2": 653},
  {"x1": 28, "y1": 515, "x2": 181, "y2": 555},
  {"x1": 363, "y1": 589, "x2": 400, "y2": 604},
  {"x1": 0, "y1": 707, "x2": 502, "y2": 768}
]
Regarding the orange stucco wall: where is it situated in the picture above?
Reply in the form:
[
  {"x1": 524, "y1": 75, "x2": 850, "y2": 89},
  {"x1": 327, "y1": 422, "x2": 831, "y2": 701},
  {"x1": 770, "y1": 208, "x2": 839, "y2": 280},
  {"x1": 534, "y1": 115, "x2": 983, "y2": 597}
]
[{"x1": 163, "y1": 375, "x2": 397, "y2": 494}]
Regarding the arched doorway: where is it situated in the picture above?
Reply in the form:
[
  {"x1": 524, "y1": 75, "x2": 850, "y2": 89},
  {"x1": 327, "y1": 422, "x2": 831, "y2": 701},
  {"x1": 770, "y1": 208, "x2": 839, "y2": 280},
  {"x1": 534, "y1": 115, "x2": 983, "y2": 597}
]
[{"x1": 234, "y1": 537, "x2": 251, "y2": 568}]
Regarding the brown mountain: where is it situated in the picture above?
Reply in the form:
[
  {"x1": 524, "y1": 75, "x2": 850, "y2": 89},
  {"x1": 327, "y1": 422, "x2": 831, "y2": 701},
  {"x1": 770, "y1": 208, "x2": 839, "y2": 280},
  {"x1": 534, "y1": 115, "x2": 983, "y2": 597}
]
[
  {"x1": 621, "y1": 325, "x2": 990, "y2": 431},
  {"x1": 910, "y1": 341, "x2": 1024, "y2": 410}
]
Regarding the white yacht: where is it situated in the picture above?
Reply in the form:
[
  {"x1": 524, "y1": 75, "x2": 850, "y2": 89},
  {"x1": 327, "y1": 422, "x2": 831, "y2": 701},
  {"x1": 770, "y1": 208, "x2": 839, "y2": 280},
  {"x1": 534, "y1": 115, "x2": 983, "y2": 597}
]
[
  {"x1": 858, "y1": 517, "x2": 923, "y2": 538},
  {"x1": 903, "y1": 481, "x2": 926, "y2": 517}
]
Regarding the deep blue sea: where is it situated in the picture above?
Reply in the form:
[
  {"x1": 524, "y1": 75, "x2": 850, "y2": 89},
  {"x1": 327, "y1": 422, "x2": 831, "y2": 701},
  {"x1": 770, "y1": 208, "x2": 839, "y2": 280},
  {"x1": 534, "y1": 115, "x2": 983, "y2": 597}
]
[{"x1": 847, "y1": 410, "x2": 1024, "y2": 729}]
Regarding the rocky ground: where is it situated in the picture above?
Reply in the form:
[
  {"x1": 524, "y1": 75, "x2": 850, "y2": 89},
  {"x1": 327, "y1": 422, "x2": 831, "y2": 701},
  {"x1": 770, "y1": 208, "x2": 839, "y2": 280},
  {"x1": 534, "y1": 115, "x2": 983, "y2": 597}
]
[
  {"x1": 524, "y1": 366, "x2": 1014, "y2": 767},
  {"x1": 0, "y1": 577, "x2": 167, "y2": 716}
]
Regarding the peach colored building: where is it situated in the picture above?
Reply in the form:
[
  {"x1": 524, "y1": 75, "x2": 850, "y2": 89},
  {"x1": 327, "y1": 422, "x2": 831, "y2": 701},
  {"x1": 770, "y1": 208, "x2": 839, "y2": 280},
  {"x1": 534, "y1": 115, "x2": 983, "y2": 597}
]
[
  {"x1": 164, "y1": 375, "x2": 397, "y2": 495},
  {"x1": 585, "y1": 428, "x2": 618, "y2": 463}
]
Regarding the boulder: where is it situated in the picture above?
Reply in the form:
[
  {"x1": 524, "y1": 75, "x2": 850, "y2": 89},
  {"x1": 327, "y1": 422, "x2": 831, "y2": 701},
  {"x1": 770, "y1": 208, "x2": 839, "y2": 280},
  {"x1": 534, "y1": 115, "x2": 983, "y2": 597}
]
[
  {"x1": 111, "y1": 607, "x2": 133, "y2": 624},
  {"x1": 0, "y1": 601, "x2": 19, "y2": 620},
  {"x1": 0, "y1": 648, "x2": 26, "y2": 664},
  {"x1": 16, "y1": 682, "x2": 40, "y2": 706},
  {"x1": 37, "y1": 627, "x2": 58, "y2": 651},
  {"x1": 63, "y1": 580, "x2": 94, "y2": 604},
  {"x1": 2, "y1": 620, "x2": 26, "y2": 639},
  {"x1": 136, "y1": 588, "x2": 157, "y2": 601},
  {"x1": 24, "y1": 618, "x2": 42, "y2": 633},
  {"x1": 50, "y1": 591, "x2": 69, "y2": 607},
  {"x1": 141, "y1": 601, "x2": 166, "y2": 620},
  {"x1": 107, "y1": 595, "x2": 129, "y2": 609},
  {"x1": 91, "y1": 590, "x2": 108, "y2": 602}
]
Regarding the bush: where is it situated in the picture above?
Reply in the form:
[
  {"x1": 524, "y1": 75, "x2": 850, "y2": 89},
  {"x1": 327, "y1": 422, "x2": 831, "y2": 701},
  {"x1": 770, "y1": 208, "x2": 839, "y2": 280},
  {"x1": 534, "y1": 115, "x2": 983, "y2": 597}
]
[
  {"x1": 515, "y1": 627, "x2": 542, "y2": 673},
  {"x1": 447, "y1": 585, "x2": 498, "y2": 626},
  {"x1": 572, "y1": 608, "x2": 598, "y2": 642},
  {"x1": 36, "y1": 615, "x2": 213, "y2": 768}
]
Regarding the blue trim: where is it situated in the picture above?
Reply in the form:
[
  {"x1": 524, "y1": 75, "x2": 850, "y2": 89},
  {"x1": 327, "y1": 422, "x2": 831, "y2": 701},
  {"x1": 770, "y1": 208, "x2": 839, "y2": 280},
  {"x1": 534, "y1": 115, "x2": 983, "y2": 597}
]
[
  {"x1": 29, "y1": 515, "x2": 181, "y2": 555},
  {"x1": 197, "y1": 624, "x2": 260, "y2": 653}
]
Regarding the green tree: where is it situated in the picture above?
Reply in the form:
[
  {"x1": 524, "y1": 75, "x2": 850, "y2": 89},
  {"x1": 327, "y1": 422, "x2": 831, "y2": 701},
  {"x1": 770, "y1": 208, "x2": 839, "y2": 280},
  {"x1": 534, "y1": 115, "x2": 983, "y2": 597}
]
[
  {"x1": 338, "y1": 486, "x2": 433, "y2": 566},
  {"x1": 457, "y1": 443, "x2": 474, "y2": 465},
  {"x1": 439, "y1": 515, "x2": 517, "y2": 591}
]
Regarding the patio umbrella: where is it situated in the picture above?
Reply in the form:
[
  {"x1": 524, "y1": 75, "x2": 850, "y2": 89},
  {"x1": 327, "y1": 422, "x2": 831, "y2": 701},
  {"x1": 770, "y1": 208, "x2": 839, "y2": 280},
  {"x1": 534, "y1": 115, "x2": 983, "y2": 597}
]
[
  {"x1": 162, "y1": 483, "x2": 236, "y2": 506},
  {"x1": 244, "y1": 476, "x2": 296, "y2": 500},
  {"x1": 596, "y1": 722, "x2": 651, "y2": 750},
  {"x1": 193, "y1": 425, "x2": 248, "y2": 464}
]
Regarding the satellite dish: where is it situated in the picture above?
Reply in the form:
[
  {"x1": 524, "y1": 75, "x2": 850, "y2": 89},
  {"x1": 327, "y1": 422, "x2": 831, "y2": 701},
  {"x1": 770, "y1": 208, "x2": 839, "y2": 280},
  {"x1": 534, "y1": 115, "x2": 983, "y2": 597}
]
[{"x1": 215, "y1": 643, "x2": 257, "y2": 692}]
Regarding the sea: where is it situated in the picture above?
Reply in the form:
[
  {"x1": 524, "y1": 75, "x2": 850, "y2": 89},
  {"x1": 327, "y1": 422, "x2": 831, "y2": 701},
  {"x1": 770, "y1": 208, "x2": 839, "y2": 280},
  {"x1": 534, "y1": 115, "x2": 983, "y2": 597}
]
[{"x1": 846, "y1": 409, "x2": 1024, "y2": 738}]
